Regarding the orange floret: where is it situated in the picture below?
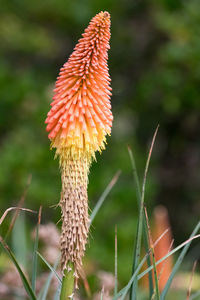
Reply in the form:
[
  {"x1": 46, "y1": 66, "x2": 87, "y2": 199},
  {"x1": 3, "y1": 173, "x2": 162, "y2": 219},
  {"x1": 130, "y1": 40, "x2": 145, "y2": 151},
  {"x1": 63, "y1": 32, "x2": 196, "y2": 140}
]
[{"x1": 45, "y1": 11, "x2": 113, "y2": 161}]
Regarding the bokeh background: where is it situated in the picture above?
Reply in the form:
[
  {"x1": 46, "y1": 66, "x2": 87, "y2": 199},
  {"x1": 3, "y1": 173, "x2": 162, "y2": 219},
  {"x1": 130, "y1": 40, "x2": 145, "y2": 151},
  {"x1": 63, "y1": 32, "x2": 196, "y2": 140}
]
[{"x1": 1, "y1": 0, "x2": 200, "y2": 296}]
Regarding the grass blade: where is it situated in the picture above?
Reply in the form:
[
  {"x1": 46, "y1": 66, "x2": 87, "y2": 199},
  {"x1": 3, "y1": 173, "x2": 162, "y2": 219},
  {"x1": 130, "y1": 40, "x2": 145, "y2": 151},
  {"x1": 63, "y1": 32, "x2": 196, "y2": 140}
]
[
  {"x1": 0, "y1": 207, "x2": 36, "y2": 226},
  {"x1": 115, "y1": 225, "x2": 118, "y2": 297},
  {"x1": 143, "y1": 230, "x2": 154, "y2": 297},
  {"x1": 160, "y1": 221, "x2": 200, "y2": 299},
  {"x1": 4, "y1": 174, "x2": 32, "y2": 241},
  {"x1": 12, "y1": 212, "x2": 28, "y2": 272},
  {"x1": 112, "y1": 225, "x2": 200, "y2": 300},
  {"x1": 54, "y1": 287, "x2": 61, "y2": 300},
  {"x1": 129, "y1": 216, "x2": 143, "y2": 299},
  {"x1": 0, "y1": 236, "x2": 37, "y2": 300},
  {"x1": 128, "y1": 146, "x2": 154, "y2": 297},
  {"x1": 127, "y1": 146, "x2": 141, "y2": 207},
  {"x1": 187, "y1": 260, "x2": 197, "y2": 300},
  {"x1": 38, "y1": 259, "x2": 60, "y2": 300},
  {"x1": 144, "y1": 206, "x2": 160, "y2": 300},
  {"x1": 190, "y1": 290, "x2": 200, "y2": 300},
  {"x1": 138, "y1": 225, "x2": 200, "y2": 281},
  {"x1": 114, "y1": 250, "x2": 151, "y2": 300},
  {"x1": 37, "y1": 251, "x2": 62, "y2": 284},
  {"x1": 32, "y1": 206, "x2": 42, "y2": 292},
  {"x1": 90, "y1": 170, "x2": 121, "y2": 225},
  {"x1": 129, "y1": 126, "x2": 159, "y2": 300},
  {"x1": 113, "y1": 230, "x2": 168, "y2": 300}
]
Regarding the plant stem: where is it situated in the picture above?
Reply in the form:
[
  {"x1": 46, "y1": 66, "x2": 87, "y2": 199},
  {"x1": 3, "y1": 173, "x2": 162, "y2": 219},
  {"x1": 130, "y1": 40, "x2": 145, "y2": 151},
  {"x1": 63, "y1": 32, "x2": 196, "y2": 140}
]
[{"x1": 60, "y1": 262, "x2": 74, "y2": 300}]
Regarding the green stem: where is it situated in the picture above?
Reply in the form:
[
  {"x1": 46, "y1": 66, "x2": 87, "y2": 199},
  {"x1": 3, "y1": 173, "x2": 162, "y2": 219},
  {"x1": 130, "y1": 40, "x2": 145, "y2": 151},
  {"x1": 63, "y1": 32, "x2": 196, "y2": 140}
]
[{"x1": 60, "y1": 262, "x2": 74, "y2": 300}]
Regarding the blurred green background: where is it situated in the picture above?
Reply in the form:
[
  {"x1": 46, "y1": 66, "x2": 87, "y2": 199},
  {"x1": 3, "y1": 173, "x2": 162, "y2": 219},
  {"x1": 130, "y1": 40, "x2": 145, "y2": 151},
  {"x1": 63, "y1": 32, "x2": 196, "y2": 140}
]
[{"x1": 0, "y1": 0, "x2": 200, "y2": 292}]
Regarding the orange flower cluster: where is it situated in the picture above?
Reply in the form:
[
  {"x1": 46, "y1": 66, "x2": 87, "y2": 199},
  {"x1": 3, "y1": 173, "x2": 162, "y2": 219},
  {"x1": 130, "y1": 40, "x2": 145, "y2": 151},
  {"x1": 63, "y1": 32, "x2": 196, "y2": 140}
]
[
  {"x1": 46, "y1": 11, "x2": 112, "y2": 161},
  {"x1": 45, "y1": 12, "x2": 112, "y2": 282}
]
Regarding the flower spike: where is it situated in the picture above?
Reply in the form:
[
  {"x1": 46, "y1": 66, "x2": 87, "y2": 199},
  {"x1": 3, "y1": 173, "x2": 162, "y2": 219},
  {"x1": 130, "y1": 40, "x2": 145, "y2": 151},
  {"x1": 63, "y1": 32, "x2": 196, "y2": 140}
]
[
  {"x1": 46, "y1": 11, "x2": 112, "y2": 162},
  {"x1": 46, "y1": 11, "x2": 112, "y2": 287}
]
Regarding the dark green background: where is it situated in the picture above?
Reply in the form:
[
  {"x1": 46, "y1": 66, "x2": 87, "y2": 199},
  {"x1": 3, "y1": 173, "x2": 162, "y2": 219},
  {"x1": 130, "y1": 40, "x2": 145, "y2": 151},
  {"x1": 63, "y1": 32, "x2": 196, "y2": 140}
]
[{"x1": 1, "y1": 0, "x2": 200, "y2": 286}]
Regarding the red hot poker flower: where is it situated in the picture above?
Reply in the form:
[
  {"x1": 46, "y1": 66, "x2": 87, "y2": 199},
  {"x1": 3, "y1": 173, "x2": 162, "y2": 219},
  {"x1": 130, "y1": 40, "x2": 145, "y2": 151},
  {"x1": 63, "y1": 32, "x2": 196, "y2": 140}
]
[
  {"x1": 45, "y1": 11, "x2": 112, "y2": 286},
  {"x1": 46, "y1": 11, "x2": 112, "y2": 161}
]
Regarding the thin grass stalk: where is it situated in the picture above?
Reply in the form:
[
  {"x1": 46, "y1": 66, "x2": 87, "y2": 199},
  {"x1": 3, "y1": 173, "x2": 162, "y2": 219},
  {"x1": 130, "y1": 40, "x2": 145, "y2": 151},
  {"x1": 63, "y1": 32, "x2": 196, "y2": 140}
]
[
  {"x1": 144, "y1": 206, "x2": 160, "y2": 300},
  {"x1": 129, "y1": 126, "x2": 159, "y2": 299},
  {"x1": 37, "y1": 251, "x2": 62, "y2": 283},
  {"x1": 115, "y1": 225, "x2": 118, "y2": 297},
  {"x1": 90, "y1": 170, "x2": 121, "y2": 225},
  {"x1": 38, "y1": 259, "x2": 60, "y2": 300},
  {"x1": 54, "y1": 288, "x2": 61, "y2": 300},
  {"x1": 4, "y1": 174, "x2": 32, "y2": 241},
  {"x1": 32, "y1": 206, "x2": 42, "y2": 292},
  {"x1": 0, "y1": 207, "x2": 36, "y2": 226},
  {"x1": 128, "y1": 146, "x2": 154, "y2": 298},
  {"x1": 190, "y1": 290, "x2": 200, "y2": 300},
  {"x1": 112, "y1": 224, "x2": 200, "y2": 300},
  {"x1": 160, "y1": 221, "x2": 200, "y2": 299},
  {"x1": 138, "y1": 232, "x2": 200, "y2": 281},
  {"x1": 0, "y1": 236, "x2": 37, "y2": 300},
  {"x1": 186, "y1": 260, "x2": 197, "y2": 300},
  {"x1": 113, "y1": 228, "x2": 170, "y2": 300}
]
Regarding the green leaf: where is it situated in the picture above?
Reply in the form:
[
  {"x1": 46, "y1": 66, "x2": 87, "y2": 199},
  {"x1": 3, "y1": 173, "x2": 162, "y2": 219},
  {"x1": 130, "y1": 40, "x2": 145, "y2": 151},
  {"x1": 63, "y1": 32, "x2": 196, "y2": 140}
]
[
  {"x1": 138, "y1": 232, "x2": 200, "y2": 280},
  {"x1": 54, "y1": 287, "x2": 61, "y2": 300},
  {"x1": 32, "y1": 207, "x2": 42, "y2": 292},
  {"x1": 38, "y1": 259, "x2": 60, "y2": 300},
  {"x1": 160, "y1": 221, "x2": 200, "y2": 300},
  {"x1": 90, "y1": 170, "x2": 121, "y2": 225},
  {"x1": 113, "y1": 251, "x2": 150, "y2": 300},
  {"x1": 144, "y1": 209, "x2": 160, "y2": 300},
  {"x1": 190, "y1": 290, "x2": 200, "y2": 300},
  {"x1": 37, "y1": 251, "x2": 62, "y2": 284},
  {"x1": 0, "y1": 236, "x2": 37, "y2": 300},
  {"x1": 128, "y1": 126, "x2": 159, "y2": 300},
  {"x1": 11, "y1": 212, "x2": 27, "y2": 269},
  {"x1": 114, "y1": 225, "x2": 118, "y2": 297},
  {"x1": 2, "y1": 174, "x2": 32, "y2": 241},
  {"x1": 128, "y1": 146, "x2": 154, "y2": 298},
  {"x1": 112, "y1": 223, "x2": 200, "y2": 300}
]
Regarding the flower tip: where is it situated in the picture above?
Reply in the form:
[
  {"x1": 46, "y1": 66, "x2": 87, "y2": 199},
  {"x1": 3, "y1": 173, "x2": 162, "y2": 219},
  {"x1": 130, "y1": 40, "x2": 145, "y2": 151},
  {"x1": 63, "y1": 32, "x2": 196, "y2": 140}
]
[
  {"x1": 103, "y1": 11, "x2": 110, "y2": 19},
  {"x1": 46, "y1": 11, "x2": 112, "y2": 158}
]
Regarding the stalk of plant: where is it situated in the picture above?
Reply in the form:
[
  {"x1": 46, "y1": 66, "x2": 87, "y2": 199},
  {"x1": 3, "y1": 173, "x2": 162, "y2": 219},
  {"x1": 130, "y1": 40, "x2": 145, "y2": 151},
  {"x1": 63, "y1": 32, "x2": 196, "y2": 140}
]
[{"x1": 45, "y1": 11, "x2": 112, "y2": 298}]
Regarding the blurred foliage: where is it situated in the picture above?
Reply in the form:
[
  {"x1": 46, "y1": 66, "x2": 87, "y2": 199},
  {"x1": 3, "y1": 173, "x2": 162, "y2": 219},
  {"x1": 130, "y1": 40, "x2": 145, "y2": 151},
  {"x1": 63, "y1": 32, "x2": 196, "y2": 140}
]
[{"x1": 0, "y1": 0, "x2": 200, "y2": 287}]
